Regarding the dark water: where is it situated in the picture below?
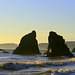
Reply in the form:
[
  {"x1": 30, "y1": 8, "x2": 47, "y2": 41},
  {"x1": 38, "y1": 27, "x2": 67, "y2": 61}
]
[{"x1": 0, "y1": 50, "x2": 75, "y2": 75}]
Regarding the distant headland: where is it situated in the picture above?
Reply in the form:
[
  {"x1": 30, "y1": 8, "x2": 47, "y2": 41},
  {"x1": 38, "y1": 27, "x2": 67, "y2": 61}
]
[
  {"x1": 0, "y1": 42, "x2": 75, "y2": 51},
  {"x1": 0, "y1": 43, "x2": 17, "y2": 50}
]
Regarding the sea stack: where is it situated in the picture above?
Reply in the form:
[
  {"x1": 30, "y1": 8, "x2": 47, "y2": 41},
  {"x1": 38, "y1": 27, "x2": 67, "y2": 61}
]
[
  {"x1": 13, "y1": 30, "x2": 40, "y2": 55},
  {"x1": 44, "y1": 31, "x2": 74, "y2": 57}
]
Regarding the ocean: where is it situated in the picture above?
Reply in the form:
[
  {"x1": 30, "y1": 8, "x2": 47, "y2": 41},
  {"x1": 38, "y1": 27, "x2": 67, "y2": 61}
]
[{"x1": 0, "y1": 50, "x2": 75, "y2": 75}]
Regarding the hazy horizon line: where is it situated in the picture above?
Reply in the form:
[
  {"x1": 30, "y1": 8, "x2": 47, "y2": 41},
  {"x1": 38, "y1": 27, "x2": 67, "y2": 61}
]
[{"x1": 0, "y1": 41, "x2": 75, "y2": 44}]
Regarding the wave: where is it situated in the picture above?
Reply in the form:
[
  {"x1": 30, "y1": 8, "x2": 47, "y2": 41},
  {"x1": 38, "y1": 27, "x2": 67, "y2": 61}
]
[
  {"x1": 0, "y1": 52, "x2": 75, "y2": 75},
  {"x1": 0, "y1": 57, "x2": 75, "y2": 71},
  {"x1": 0, "y1": 67, "x2": 75, "y2": 75}
]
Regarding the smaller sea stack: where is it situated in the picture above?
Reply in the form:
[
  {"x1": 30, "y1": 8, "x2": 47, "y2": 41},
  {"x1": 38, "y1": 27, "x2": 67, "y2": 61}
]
[
  {"x1": 44, "y1": 31, "x2": 74, "y2": 57},
  {"x1": 13, "y1": 30, "x2": 40, "y2": 55}
]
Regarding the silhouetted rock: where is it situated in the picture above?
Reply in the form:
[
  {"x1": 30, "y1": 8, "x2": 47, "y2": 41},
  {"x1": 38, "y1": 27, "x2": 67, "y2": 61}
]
[
  {"x1": 43, "y1": 31, "x2": 74, "y2": 57},
  {"x1": 3, "y1": 50, "x2": 9, "y2": 53},
  {"x1": 13, "y1": 30, "x2": 40, "y2": 55},
  {"x1": 0, "y1": 63, "x2": 30, "y2": 70},
  {"x1": 0, "y1": 49, "x2": 4, "y2": 51},
  {"x1": 0, "y1": 49, "x2": 9, "y2": 53},
  {"x1": 72, "y1": 47, "x2": 75, "y2": 52}
]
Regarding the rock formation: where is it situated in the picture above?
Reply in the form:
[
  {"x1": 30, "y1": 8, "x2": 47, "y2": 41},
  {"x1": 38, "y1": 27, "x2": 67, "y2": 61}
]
[
  {"x1": 0, "y1": 49, "x2": 9, "y2": 53},
  {"x1": 72, "y1": 47, "x2": 75, "y2": 52},
  {"x1": 43, "y1": 31, "x2": 74, "y2": 57},
  {"x1": 3, "y1": 51, "x2": 9, "y2": 53},
  {"x1": 13, "y1": 30, "x2": 40, "y2": 55},
  {"x1": 0, "y1": 49, "x2": 4, "y2": 51}
]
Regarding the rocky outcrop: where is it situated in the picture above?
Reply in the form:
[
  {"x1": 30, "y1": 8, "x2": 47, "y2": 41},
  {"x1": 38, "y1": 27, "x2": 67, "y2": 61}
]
[
  {"x1": 13, "y1": 30, "x2": 40, "y2": 55},
  {"x1": 0, "y1": 49, "x2": 4, "y2": 51},
  {"x1": 72, "y1": 47, "x2": 75, "y2": 52},
  {"x1": 43, "y1": 31, "x2": 74, "y2": 57},
  {"x1": 3, "y1": 51, "x2": 9, "y2": 53},
  {"x1": 0, "y1": 49, "x2": 9, "y2": 53}
]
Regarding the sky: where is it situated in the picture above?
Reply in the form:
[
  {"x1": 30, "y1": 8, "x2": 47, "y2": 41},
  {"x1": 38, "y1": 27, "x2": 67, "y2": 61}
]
[{"x1": 0, "y1": 0, "x2": 75, "y2": 44}]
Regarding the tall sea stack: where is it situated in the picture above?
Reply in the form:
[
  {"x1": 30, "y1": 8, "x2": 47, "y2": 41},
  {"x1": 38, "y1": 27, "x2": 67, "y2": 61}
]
[
  {"x1": 44, "y1": 31, "x2": 74, "y2": 57},
  {"x1": 13, "y1": 30, "x2": 40, "y2": 55}
]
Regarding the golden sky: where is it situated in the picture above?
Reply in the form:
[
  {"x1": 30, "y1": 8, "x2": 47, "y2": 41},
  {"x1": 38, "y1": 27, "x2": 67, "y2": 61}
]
[{"x1": 0, "y1": 0, "x2": 75, "y2": 44}]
